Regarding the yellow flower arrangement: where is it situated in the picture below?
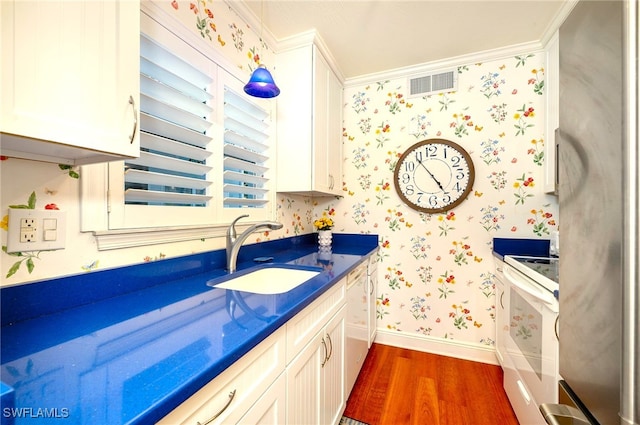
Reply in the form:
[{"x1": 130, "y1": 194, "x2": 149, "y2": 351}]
[{"x1": 314, "y1": 215, "x2": 334, "y2": 231}]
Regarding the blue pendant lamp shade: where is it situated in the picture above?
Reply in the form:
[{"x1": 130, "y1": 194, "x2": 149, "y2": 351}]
[{"x1": 244, "y1": 65, "x2": 280, "y2": 98}]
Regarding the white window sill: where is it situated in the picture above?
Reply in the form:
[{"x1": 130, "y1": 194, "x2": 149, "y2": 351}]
[{"x1": 92, "y1": 225, "x2": 227, "y2": 251}]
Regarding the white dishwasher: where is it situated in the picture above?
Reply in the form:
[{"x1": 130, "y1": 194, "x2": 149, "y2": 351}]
[{"x1": 345, "y1": 262, "x2": 369, "y2": 395}]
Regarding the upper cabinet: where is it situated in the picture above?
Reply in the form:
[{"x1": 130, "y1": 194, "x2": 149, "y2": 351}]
[
  {"x1": 276, "y1": 43, "x2": 343, "y2": 196},
  {"x1": 1, "y1": 0, "x2": 140, "y2": 165}
]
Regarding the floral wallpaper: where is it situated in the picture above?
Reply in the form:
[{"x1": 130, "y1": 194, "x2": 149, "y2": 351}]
[
  {"x1": 0, "y1": 0, "x2": 558, "y2": 353},
  {"x1": 310, "y1": 55, "x2": 558, "y2": 348}
]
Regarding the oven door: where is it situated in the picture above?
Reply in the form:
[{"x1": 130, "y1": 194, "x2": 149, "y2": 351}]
[{"x1": 503, "y1": 263, "x2": 560, "y2": 424}]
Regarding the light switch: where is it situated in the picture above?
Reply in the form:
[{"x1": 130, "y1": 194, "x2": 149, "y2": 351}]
[
  {"x1": 43, "y1": 218, "x2": 57, "y2": 230},
  {"x1": 43, "y1": 229, "x2": 57, "y2": 241}
]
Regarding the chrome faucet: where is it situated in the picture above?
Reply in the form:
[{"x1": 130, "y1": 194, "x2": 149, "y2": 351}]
[{"x1": 226, "y1": 214, "x2": 283, "y2": 273}]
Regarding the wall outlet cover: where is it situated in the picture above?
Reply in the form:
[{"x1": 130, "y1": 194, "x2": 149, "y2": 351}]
[{"x1": 6, "y1": 209, "x2": 67, "y2": 253}]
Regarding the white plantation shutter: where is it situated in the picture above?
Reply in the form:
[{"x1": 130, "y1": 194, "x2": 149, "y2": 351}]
[
  {"x1": 223, "y1": 88, "x2": 271, "y2": 208},
  {"x1": 127, "y1": 33, "x2": 214, "y2": 207}
]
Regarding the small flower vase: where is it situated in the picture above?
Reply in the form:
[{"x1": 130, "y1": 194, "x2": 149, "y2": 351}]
[{"x1": 318, "y1": 230, "x2": 332, "y2": 247}]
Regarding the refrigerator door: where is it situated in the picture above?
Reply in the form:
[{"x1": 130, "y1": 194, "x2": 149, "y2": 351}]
[{"x1": 557, "y1": 1, "x2": 624, "y2": 424}]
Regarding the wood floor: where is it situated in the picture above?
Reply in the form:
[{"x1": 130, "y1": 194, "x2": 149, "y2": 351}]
[{"x1": 343, "y1": 343, "x2": 520, "y2": 425}]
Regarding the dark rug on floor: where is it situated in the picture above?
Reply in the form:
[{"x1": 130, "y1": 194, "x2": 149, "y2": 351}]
[{"x1": 340, "y1": 416, "x2": 369, "y2": 425}]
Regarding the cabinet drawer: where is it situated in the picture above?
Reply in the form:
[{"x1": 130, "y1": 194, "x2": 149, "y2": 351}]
[
  {"x1": 348, "y1": 263, "x2": 367, "y2": 284},
  {"x1": 158, "y1": 327, "x2": 285, "y2": 425},
  {"x1": 286, "y1": 280, "x2": 346, "y2": 364}
]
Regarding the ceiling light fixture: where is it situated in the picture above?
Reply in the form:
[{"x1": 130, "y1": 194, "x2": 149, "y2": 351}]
[{"x1": 244, "y1": 1, "x2": 280, "y2": 98}]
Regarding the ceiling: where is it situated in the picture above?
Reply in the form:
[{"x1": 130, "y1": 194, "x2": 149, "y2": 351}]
[{"x1": 235, "y1": 0, "x2": 572, "y2": 80}]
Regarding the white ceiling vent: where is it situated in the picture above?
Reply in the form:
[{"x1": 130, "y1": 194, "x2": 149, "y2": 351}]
[{"x1": 407, "y1": 70, "x2": 458, "y2": 97}]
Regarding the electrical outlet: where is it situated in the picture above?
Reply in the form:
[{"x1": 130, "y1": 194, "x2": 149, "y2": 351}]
[
  {"x1": 6, "y1": 209, "x2": 67, "y2": 253},
  {"x1": 21, "y1": 218, "x2": 36, "y2": 228},
  {"x1": 20, "y1": 231, "x2": 37, "y2": 243}
]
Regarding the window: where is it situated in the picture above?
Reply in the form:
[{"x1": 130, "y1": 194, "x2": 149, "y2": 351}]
[{"x1": 82, "y1": 8, "x2": 276, "y2": 249}]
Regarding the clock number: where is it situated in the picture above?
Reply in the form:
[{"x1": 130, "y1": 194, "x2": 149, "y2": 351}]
[
  {"x1": 404, "y1": 184, "x2": 415, "y2": 196},
  {"x1": 401, "y1": 172, "x2": 412, "y2": 184},
  {"x1": 426, "y1": 145, "x2": 438, "y2": 157},
  {"x1": 429, "y1": 194, "x2": 438, "y2": 207},
  {"x1": 451, "y1": 156, "x2": 460, "y2": 167},
  {"x1": 443, "y1": 193, "x2": 451, "y2": 204}
]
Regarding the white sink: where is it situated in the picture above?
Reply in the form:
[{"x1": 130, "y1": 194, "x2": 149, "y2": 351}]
[{"x1": 212, "y1": 267, "x2": 320, "y2": 294}]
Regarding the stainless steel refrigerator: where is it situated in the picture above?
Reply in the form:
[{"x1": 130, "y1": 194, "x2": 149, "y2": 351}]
[{"x1": 540, "y1": 1, "x2": 639, "y2": 425}]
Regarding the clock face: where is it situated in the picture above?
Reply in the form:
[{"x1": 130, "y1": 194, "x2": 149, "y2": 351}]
[{"x1": 393, "y1": 139, "x2": 475, "y2": 213}]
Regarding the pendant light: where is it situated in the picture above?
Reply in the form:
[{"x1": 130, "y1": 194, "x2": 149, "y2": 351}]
[{"x1": 244, "y1": 1, "x2": 280, "y2": 98}]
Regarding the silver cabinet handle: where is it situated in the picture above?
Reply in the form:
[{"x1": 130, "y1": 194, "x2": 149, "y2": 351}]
[
  {"x1": 128, "y1": 95, "x2": 138, "y2": 144},
  {"x1": 326, "y1": 333, "x2": 333, "y2": 362},
  {"x1": 499, "y1": 291, "x2": 504, "y2": 309},
  {"x1": 197, "y1": 389, "x2": 236, "y2": 425},
  {"x1": 321, "y1": 338, "x2": 328, "y2": 367}
]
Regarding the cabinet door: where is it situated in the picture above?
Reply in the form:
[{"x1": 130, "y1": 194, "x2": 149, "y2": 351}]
[
  {"x1": 322, "y1": 306, "x2": 346, "y2": 425},
  {"x1": 312, "y1": 48, "x2": 343, "y2": 195},
  {"x1": 1, "y1": 0, "x2": 140, "y2": 163},
  {"x1": 276, "y1": 43, "x2": 343, "y2": 196},
  {"x1": 326, "y1": 60, "x2": 343, "y2": 194},
  {"x1": 238, "y1": 373, "x2": 286, "y2": 425},
  {"x1": 286, "y1": 331, "x2": 324, "y2": 425}
]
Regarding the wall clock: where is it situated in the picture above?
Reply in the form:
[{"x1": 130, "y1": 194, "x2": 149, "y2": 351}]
[{"x1": 393, "y1": 138, "x2": 475, "y2": 213}]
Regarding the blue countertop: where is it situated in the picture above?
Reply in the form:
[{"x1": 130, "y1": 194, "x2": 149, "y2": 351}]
[{"x1": 0, "y1": 233, "x2": 378, "y2": 424}]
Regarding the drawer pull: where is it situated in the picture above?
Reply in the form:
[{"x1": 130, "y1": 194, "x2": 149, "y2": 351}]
[
  {"x1": 197, "y1": 389, "x2": 236, "y2": 425},
  {"x1": 321, "y1": 338, "x2": 328, "y2": 367},
  {"x1": 326, "y1": 333, "x2": 333, "y2": 362}
]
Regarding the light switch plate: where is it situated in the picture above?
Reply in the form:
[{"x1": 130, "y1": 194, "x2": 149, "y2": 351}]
[{"x1": 6, "y1": 209, "x2": 67, "y2": 253}]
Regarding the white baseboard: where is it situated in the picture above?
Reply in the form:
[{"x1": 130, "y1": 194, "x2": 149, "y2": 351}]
[{"x1": 373, "y1": 329, "x2": 500, "y2": 366}]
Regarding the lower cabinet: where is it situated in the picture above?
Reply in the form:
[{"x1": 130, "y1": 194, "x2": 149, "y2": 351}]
[
  {"x1": 158, "y1": 276, "x2": 352, "y2": 425},
  {"x1": 157, "y1": 327, "x2": 286, "y2": 425},
  {"x1": 286, "y1": 305, "x2": 346, "y2": 425}
]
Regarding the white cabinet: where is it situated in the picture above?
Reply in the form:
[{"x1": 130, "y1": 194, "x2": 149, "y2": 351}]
[
  {"x1": 157, "y1": 327, "x2": 286, "y2": 425},
  {"x1": 286, "y1": 279, "x2": 347, "y2": 425},
  {"x1": 544, "y1": 31, "x2": 560, "y2": 194},
  {"x1": 0, "y1": 0, "x2": 140, "y2": 165},
  {"x1": 287, "y1": 305, "x2": 346, "y2": 425},
  {"x1": 276, "y1": 44, "x2": 343, "y2": 196}
]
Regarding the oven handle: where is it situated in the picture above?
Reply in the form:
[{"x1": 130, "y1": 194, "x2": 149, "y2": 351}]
[{"x1": 503, "y1": 264, "x2": 558, "y2": 308}]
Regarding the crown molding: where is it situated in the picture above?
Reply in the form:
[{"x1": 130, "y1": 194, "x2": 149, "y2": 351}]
[{"x1": 344, "y1": 40, "x2": 545, "y2": 87}]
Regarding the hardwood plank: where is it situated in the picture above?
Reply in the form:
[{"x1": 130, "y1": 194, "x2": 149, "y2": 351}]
[
  {"x1": 344, "y1": 343, "x2": 519, "y2": 425},
  {"x1": 412, "y1": 377, "x2": 439, "y2": 425},
  {"x1": 379, "y1": 357, "x2": 414, "y2": 424}
]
